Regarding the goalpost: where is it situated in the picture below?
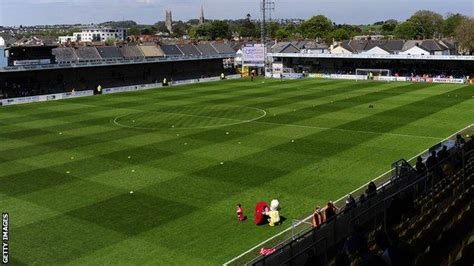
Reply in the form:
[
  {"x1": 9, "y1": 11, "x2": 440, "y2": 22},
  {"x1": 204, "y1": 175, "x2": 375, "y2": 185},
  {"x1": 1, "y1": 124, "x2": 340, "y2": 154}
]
[{"x1": 355, "y1": 69, "x2": 392, "y2": 81}]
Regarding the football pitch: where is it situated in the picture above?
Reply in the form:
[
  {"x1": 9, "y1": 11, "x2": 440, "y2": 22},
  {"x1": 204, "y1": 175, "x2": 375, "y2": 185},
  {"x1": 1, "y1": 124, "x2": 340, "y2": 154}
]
[{"x1": 1, "y1": 78, "x2": 473, "y2": 265}]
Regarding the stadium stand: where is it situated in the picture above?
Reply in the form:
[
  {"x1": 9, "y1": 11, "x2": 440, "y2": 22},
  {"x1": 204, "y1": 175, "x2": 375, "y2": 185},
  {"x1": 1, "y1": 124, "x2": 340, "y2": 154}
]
[
  {"x1": 96, "y1": 46, "x2": 124, "y2": 60},
  {"x1": 196, "y1": 43, "x2": 219, "y2": 56},
  {"x1": 138, "y1": 45, "x2": 165, "y2": 58},
  {"x1": 211, "y1": 43, "x2": 236, "y2": 55},
  {"x1": 160, "y1": 45, "x2": 184, "y2": 57},
  {"x1": 177, "y1": 44, "x2": 202, "y2": 57},
  {"x1": 52, "y1": 47, "x2": 78, "y2": 63},
  {"x1": 119, "y1": 45, "x2": 144, "y2": 59},
  {"x1": 252, "y1": 136, "x2": 474, "y2": 266},
  {"x1": 75, "y1": 46, "x2": 102, "y2": 61}
]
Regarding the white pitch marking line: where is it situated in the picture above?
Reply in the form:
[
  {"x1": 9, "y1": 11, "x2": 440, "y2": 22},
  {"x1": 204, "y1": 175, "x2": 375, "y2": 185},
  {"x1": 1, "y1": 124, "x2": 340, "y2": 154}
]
[
  {"x1": 223, "y1": 123, "x2": 473, "y2": 266},
  {"x1": 113, "y1": 107, "x2": 267, "y2": 130}
]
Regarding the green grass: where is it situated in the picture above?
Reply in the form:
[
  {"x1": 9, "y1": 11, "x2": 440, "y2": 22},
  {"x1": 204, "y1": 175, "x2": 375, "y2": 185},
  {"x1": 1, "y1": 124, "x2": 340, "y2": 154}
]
[{"x1": 1, "y1": 78, "x2": 473, "y2": 265}]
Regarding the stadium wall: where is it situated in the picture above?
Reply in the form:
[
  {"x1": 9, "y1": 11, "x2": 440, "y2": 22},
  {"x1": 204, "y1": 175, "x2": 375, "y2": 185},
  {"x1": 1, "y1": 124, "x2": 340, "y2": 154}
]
[
  {"x1": 0, "y1": 58, "x2": 235, "y2": 99},
  {"x1": 304, "y1": 73, "x2": 467, "y2": 84},
  {"x1": 0, "y1": 90, "x2": 94, "y2": 106},
  {"x1": 0, "y1": 74, "x2": 241, "y2": 106}
]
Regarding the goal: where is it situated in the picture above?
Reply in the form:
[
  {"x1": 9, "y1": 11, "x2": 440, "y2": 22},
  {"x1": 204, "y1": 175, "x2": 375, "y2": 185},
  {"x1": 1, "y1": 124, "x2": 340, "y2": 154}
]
[{"x1": 355, "y1": 69, "x2": 392, "y2": 81}]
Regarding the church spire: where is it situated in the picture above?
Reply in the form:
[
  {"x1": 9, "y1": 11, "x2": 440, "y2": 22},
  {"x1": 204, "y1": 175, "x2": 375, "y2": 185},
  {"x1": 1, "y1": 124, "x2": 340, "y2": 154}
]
[{"x1": 199, "y1": 3, "x2": 205, "y2": 24}]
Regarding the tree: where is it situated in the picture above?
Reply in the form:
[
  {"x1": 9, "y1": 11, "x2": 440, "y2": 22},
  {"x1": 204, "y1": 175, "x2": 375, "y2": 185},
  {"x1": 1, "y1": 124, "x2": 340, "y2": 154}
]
[
  {"x1": 361, "y1": 24, "x2": 381, "y2": 35},
  {"x1": 326, "y1": 28, "x2": 351, "y2": 42},
  {"x1": 267, "y1": 22, "x2": 281, "y2": 39},
  {"x1": 238, "y1": 14, "x2": 258, "y2": 38},
  {"x1": 455, "y1": 17, "x2": 474, "y2": 54},
  {"x1": 189, "y1": 23, "x2": 211, "y2": 39},
  {"x1": 105, "y1": 37, "x2": 117, "y2": 46},
  {"x1": 408, "y1": 10, "x2": 444, "y2": 39},
  {"x1": 171, "y1": 21, "x2": 188, "y2": 37},
  {"x1": 154, "y1": 22, "x2": 169, "y2": 33},
  {"x1": 99, "y1": 20, "x2": 137, "y2": 28},
  {"x1": 394, "y1": 21, "x2": 418, "y2": 39},
  {"x1": 189, "y1": 21, "x2": 231, "y2": 40},
  {"x1": 336, "y1": 24, "x2": 362, "y2": 36},
  {"x1": 381, "y1": 20, "x2": 398, "y2": 35},
  {"x1": 187, "y1": 26, "x2": 199, "y2": 39},
  {"x1": 443, "y1": 13, "x2": 465, "y2": 37},
  {"x1": 187, "y1": 19, "x2": 200, "y2": 25},
  {"x1": 141, "y1": 26, "x2": 156, "y2": 35},
  {"x1": 299, "y1": 15, "x2": 333, "y2": 39},
  {"x1": 283, "y1": 23, "x2": 301, "y2": 39},
  {"x1": 66, "y1": 27, "x2": 81, "y2": 36},
  {"x1": 209, "y1": 21, "x2": 231, "y2": 40},
  {"x1": 127, "y1": 27, "x2": 140, "y2": 36},
  {"x1": 275, "y1": 28, "x2": 289, "y2": 40}
]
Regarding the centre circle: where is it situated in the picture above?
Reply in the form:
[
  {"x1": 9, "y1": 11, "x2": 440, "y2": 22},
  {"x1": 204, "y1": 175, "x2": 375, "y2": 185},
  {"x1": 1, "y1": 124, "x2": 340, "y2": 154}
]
[{"x1": 113, "y1": 105, "x2": 266, "y2": 130}]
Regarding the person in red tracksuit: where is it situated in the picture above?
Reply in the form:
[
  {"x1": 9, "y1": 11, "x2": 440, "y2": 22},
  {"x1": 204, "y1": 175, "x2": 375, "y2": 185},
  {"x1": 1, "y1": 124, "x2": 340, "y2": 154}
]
[{"x1": 237, "y1": 203, "x2": 246, "y2": 221}]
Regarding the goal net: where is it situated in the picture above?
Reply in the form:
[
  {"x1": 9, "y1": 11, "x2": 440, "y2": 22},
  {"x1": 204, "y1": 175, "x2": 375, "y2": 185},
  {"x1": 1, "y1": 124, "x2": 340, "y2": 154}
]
[{"x1": 356, "y1": 69, "x2": 391, "y2": 81}]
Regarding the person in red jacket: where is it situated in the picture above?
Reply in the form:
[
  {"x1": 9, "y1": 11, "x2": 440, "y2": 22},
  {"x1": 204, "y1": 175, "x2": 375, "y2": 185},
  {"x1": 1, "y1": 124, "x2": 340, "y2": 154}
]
[
  {"x1": 236, "y1": 203, "x2": 246, "y2": 221},
  {"x1": 312, "y1": 206, "x2": 325, "y2": 228}
]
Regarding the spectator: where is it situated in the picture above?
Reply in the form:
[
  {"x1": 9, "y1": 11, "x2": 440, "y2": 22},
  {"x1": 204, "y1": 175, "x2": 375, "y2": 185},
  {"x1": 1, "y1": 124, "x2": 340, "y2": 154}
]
[
  {"x1": 415, "y1": 156, "x2": 426, "y2": 176},
  {"x1": 387, "y1": 195, "x2": 404, "y2": 225},
  {"x1": 386, "y1": 229, "x2": 415, "y2": 265},
  {"x1": 366, "y1": 182, "x2": 377, "y2": 198},
  {"x1": 455, "y1": 134, "x2": 466, "y2": 148},
  {"x1": 375, "y1": 231, "x2": 405, "y2": 266},
  {"x1": 437, "y1": 145, "x2": 449, "y2": 162},
  {"x1": 334, "y1": 253, "x2": 350, "y2": 266},
  {"x1": 425, "y1": 150, "x2": 438, "y2": 170},
  {"x1": 345, "y1": 194, "x2": 356, "y2": 210},
  {"x1": 464, "y1": 135, "x2": 474, "y2": 152},
  {"x1": 312, "y1": 206, "x2": 325, "y2": 228},
  {"x1": 358, "y1": 193, "x2": 366, "y2": 204},
  {"x1": 352, "y1": 239, "x2": 387, "y2": 266},
  {"x1": 343, "y1": 226, "x2": 366, "y2": 258},
  {"x1": 325, "y1": 201, "x2": 338, "y2": 220},
  {"x1": 442, "y1": 163, "x2": 454, "y2": 177}
]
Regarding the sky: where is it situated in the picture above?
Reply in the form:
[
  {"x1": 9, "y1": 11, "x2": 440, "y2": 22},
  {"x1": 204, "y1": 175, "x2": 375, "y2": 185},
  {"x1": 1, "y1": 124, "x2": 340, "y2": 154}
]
[{"x1": 0, "y1": 0, "x2": 473, "y2": 26}]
